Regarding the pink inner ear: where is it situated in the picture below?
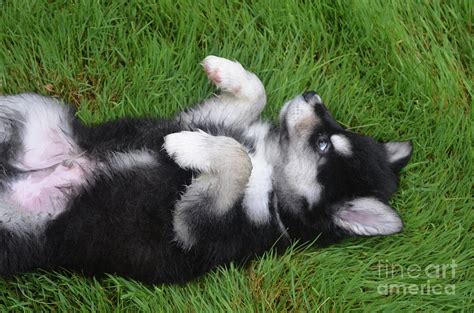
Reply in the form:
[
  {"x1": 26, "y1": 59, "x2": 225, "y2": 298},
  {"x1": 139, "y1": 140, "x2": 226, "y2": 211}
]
[
  {"x1": 333, "y1": 198, "x2": 403, "y2": 236},
  {"x1": 338, "y1": 208, "x2": 381, "y2": 226}
]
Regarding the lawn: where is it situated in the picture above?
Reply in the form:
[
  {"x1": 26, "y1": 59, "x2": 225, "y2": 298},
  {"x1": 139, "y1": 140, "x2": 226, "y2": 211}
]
[{"x1": 0, "y1": 0, "x2": 472, "y2": 311}]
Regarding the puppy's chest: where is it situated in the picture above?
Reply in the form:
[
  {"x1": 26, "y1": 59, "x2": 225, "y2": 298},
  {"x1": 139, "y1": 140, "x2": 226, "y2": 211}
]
[{"x1": 241, "y1": 123, "x2": 274, "y2": 225}]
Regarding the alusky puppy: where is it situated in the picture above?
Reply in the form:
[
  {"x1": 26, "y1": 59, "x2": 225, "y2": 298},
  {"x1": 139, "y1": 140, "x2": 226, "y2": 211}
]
[{"x1": 0, "y1": 56, "x2": 412, "y2": 284}]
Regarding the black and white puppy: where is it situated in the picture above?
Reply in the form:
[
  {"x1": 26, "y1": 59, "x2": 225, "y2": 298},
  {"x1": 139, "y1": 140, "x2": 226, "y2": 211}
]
[{"x1": 0, "y1": 56, "x2": 412, "y2": 284}]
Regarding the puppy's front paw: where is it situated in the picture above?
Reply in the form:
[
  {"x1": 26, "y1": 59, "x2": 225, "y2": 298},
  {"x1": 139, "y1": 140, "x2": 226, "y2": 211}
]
[
  {"x1": 163, "y1": 131, "x2": 213, "y2": 171},
  {"x1": 202, "y1": 55, "x2": 249, "y2": 95}
]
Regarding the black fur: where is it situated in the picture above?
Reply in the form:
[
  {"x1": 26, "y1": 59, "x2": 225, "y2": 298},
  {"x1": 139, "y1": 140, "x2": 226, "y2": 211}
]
[{"x1": 0, "y1": 78, "x2": 411, "y2": 284}]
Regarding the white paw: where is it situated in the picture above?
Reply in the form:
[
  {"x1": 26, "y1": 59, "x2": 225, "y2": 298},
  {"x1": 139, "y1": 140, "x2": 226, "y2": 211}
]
[
  {"x1": 202, "y1": 55, "x2": 250, "y2": 95},
  {"x1": 163, "y1": 131, "x2": 214, "y2": 171},
  {"x1": 163, "y1": 130, "x2": 250, "y2": 174}
]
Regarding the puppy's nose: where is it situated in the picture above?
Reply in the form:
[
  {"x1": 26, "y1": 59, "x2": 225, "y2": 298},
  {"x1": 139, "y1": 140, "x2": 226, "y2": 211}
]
[{"x1": 303, "y1": 91, "x2": 321, "y2": 104}]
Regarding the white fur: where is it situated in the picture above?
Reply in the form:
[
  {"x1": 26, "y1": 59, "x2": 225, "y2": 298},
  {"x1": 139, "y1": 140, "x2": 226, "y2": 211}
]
[
  {"x1": 313, "y1": 94, "x2": 322, "y2": 104},
  {"x1": 180, "y1": 56, "x2": 266, "y2": 128},
  {"x1": 279, "y1": 97, "x2": 322, "y2": 207},
  {"x1": 108, "y1": 150, "x2": 156, "y2": 171},
  {"x1": 385, "y1": 141, "x2": 411, "y2": 163},
  {"x1": 331, "y1": 134, "x2": 352, "y2": 156},
  {"x1": 172, "y1": 210, "x2": 196, "y2": 249},
  {"x1": 0, "y1": 94, "x2": 95, "y2": 230},
  {"x1": 283, "y1": 146, "x2": 322, "y2": 206},
  {"x1": 280, "y1": 96, "x2": 319, "y2": 137},
  {"x1": 202, "y1": 55, "x2": 263, "y2": 101},
  {"x1": 164, "y1": 130, "x2": 252, "y2": 248},
  {"x1": 164, "y1": 130, "x2": 251, "y2": 210},
  {"x1": 0, "y1": 94, "x2": 78, "y2": 171},
  {"x1": 163, "y1": 130, "x2": 216, "y2": 173},
  {"x1": 0, "y1": 196, "x2": 50, "y2": 233},
  {"x1": 333, "y1": 197, "x2": 402, "y2": 236},
  {"x1": 243, "y1": 122, "x2": 273, "y2": 224}
]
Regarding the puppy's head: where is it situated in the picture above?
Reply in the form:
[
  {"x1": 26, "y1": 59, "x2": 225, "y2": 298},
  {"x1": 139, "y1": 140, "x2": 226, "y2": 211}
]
[{"x1": 275, "y1": 92, "x2": 412, "y2": 245}]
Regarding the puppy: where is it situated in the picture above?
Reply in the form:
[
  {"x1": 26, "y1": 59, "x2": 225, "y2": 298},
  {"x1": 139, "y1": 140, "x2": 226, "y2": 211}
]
[{"x1": 0, "y1": 56, "x2": 412, "y2": 284}]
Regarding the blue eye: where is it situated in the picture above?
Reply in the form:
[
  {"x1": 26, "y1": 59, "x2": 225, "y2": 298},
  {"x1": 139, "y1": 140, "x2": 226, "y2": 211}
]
[{"x1": 317, "y1": 136, "x2": 330, "y2": 152}]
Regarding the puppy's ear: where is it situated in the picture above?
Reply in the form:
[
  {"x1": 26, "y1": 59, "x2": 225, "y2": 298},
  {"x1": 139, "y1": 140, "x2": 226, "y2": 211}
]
[
  {"x1": 384, "y1": 141, "x2": 413, "y2": 172},
  {"x1": 333, "y1": 197, "x2": 403, "y2": 236}
]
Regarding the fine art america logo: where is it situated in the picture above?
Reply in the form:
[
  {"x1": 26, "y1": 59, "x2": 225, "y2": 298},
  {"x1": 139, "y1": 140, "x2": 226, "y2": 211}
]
[{"x1": 377, "y1": 260, "x2": 457, "y2": 295}]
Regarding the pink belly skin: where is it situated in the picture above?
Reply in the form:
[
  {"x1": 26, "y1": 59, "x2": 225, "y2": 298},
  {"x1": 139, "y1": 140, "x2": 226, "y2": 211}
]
[{"x1": 8, "y1": 157, "x2": 94, "y2": 216}]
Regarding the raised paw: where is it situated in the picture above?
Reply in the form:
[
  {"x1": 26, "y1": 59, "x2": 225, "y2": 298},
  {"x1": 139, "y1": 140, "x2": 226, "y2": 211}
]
[
  {"x1": 163, "y1": 131, "x2": 213, "y2": 171},
  {"x1": 163, "y1": 130, "x2": 251, "y2": 175},
  {"x1": 202, "y1": 55, "x2": 252, "y2": 95}
]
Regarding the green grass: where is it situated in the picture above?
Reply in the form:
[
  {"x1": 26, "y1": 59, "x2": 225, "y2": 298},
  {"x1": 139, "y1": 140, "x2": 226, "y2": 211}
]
[{"x1": 0, "y1": 0, "x2": 472, "y2": 311}]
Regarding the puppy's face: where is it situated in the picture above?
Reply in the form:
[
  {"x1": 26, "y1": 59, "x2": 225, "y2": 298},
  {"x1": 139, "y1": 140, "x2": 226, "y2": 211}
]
[{"x1": 276, "y1": 92, "x2": 412, "y2": 245}]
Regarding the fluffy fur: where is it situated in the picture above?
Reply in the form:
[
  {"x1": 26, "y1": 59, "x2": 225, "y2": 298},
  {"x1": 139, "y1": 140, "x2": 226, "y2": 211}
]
[{"x1": 0, "y1": 56, "x2": 412, "y2": 284}]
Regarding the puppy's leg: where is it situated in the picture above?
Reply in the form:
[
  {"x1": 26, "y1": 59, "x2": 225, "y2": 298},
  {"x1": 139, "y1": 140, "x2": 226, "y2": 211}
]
[
  {"x1": 179, "y1": 56, "x2": 266, "y2": 129},
  {"x1": 163, "y1": 130, "x2": 252, "y2": 249}
]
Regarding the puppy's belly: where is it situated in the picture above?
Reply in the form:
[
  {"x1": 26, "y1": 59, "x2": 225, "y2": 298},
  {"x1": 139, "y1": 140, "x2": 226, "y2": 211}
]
[{"x1": 7, "y1": 156, "x2": 94, "y2": 216}]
